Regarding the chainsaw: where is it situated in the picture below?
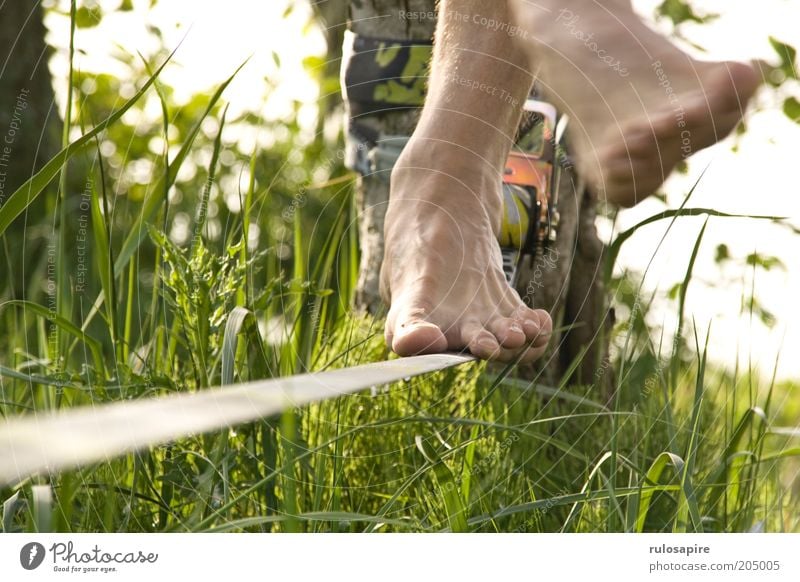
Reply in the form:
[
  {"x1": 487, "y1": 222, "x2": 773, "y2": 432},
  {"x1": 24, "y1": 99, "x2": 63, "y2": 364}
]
[{"x1": 497, "y1": 97, "x2": 566, "y2": 286}]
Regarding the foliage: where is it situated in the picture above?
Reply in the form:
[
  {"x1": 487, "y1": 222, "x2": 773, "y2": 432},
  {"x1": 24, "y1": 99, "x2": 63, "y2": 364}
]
[{"x1": 0, "y1": 0, "x2": 798, "y2": 534}]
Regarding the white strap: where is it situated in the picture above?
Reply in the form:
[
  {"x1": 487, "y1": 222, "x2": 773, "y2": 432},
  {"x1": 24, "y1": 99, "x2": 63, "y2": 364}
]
[{"x1": 0, "y1": 353, "x2": 474, "y2": 486}]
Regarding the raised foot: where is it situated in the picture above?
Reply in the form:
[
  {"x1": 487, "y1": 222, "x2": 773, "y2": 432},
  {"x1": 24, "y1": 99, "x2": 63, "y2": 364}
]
[{"x1": 509, "y1": 0, "x2": 762, "y2": 206}]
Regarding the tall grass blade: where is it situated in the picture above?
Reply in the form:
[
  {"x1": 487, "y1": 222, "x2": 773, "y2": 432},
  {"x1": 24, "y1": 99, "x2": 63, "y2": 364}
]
[
  {"x1": 0, "y1": 50, "x2": 177, "y2": 237},
  {"x1": 635, "y1": 451, "x2": 685, "y2": 532},
  {"x1": 0, "y1": 300, "x2": 104, "y2": 374},
  {"x1": 221, "y1": 306, "x2": 267, "y2": 385},
  {"x1": 415, "y1": 435, "x2": 469, "y2": 532},
  {"x1": 113, "y1": 61, "x2": 248, "y2": 277},
  {"x1": 2, "y1": 490, "x2": 24, "y2": 533},
  {"x1": 605, "y1": 207, "x2": 783, "y2": 283},
  {"x1": 674, "y1": 321, "x2": 708, "y2": 533}
]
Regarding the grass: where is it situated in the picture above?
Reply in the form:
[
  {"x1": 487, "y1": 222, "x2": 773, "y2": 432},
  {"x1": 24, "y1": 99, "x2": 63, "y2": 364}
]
[{"x1": 0, "y1": 46, "x2": 799, "y2": 533}]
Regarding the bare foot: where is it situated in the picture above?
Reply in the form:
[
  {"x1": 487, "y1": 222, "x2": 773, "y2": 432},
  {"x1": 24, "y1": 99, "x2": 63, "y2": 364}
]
[
  {"x1": 509, "y1": 0, "x2": 761, "y2": 206},
  {"x1": 381, "y1": 145, "x2": 552, "y2": 363}
]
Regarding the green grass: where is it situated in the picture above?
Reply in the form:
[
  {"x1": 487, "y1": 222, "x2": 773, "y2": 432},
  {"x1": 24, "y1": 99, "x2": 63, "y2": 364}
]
[
  {"x1": 2, "y1": 306, "x2": 797, "y2": 532},
  {"x1": 0, "y1": 48, "x2": 798, "y2": 533}
]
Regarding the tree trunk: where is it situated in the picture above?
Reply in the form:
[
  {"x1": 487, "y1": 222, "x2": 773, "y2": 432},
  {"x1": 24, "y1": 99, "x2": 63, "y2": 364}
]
[
  {"x1": 0, "y1": 1, "x2": 62, "y2": 299},
  {"x1": 344, "y1": 1, "x2": 611, "y2": 392},
  {"x1": 309, "y1": 0, "x2": 349, "y2": 133}
]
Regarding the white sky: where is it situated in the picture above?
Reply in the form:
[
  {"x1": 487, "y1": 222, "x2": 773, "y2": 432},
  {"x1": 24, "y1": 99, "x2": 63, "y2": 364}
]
[
  {"x1": 620, "y1": 0, "x2": 800, "y2": 381},
  {"x1": 43, "y1": 0, "x2": 800, "y2": 380}
]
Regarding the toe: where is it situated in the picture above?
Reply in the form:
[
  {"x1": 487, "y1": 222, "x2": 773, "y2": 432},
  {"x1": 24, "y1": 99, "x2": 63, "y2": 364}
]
[
  {"x1": 517, "y1": 342, "x2": 550, "y2": 364},
  {"x1": 488, "y1": 317, "x2": 527, "y2": 349},
  {"x1": 488, "y1": 341, "x2": 549, "y2": 364},
  {"x1": 461, "y1": 321, "x2": 502, "y2": 359},
  {"x1": 480, "y1": 310, "x2": 552, "y2": 364},
  {"x1": 531, "y1": 310, "x2": 553, "y2": 348},
  {"x1": 516, "y1": 307, "x2": 548, "y2": 341},
  {"x1": 714, "y1": 61, "x2": 760, "y2": 112},
  {"x1": 605, "y1": 154, "x2": 668, "y2": 189},
  {"x1": 392, "y1": 321, "x2": 448, "y2": 355},
  {"x1": 388, "y1": 306, "x2": 448, "y2": 356}
]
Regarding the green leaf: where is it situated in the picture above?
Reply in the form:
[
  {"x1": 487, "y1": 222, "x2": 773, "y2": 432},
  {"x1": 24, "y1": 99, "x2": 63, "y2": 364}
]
[
  {"x1": 656, "y1": 0, "x2": 717, "y2": 26},
  {"x1": 0, "y1": 365, "x2": 81, "y2": 390},
  {"x1": 2, "y1": 491, "x2": 24, "y2": 533},
  {"x1": 75, "y1": 5, "x2": 103, "y2": 28},
  {"x1": 90, "y1": 147, "x2": 116, "y2": 341},
  {"x1": 769, "y1": 37, "x2": 797, "y2": 80},
  {"x1": 674, "y1": 322, "x2": 709, "y2": 533},
  {"x1": 703, "y1": 408, "x2": 767, "y2": 516},
  {"x1": 782, "y1": 97, "x2": 800, "y2": 123},
  {"x1": 714, "y1": 243, "x2": 730, "y2": 263},
  {"x1": 666, "y1": 282, "x2": 682, "y2": 300},
  {"x1": 605, "y1": 205, "x2": 785, "y2": 284},
  {"x1": 221, "y1": 306, "x2": 267, "y2": 385},
  {"x1": 746, "y1": 252, "x2": 785, "y2": 271},
  {"x1": 203, "y1": 512, "x2": 419, "y2": 533},
  {"x1": 415, "y1": 435, "x2": 469, "y2": 532},
  {"x1": 676, "y1": 219, "x2": 708, "y2": 341},
  {"x1": 635, "y1": 452, "x2": 685, "y2": 532},
  {"x1": 302, "y1": 55, "x2": 325, "y2": 75},
  {"x1": 31, "y1": 485, "x2": 52, "y2": 533}
]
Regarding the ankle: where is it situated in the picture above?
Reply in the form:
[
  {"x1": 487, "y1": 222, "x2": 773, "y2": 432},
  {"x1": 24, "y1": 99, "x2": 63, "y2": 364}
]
[
  {"x1": 391, "y1": 155, "x2": 501, "y2": 222},
  {"x1": 394, "y1": 135, "x2": 503, "y2": 186}
]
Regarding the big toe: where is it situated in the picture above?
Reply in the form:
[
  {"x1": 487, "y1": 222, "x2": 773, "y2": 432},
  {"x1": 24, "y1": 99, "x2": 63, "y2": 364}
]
[
  {"x1": 387, "y1": 309, "x2": 448, "y2": 356},
  {"x1": 715, "y1": 60, "x2": 761, "y2": 112}
]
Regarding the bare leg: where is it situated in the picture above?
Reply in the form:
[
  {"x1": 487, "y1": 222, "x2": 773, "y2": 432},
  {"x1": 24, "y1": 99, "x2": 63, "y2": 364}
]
[
  {"x1": 381, "y1": 0, "x2": 552, "y2": 362},
  {"x1": 508, "y1": 0, "x2": 760, "y2": 206}
]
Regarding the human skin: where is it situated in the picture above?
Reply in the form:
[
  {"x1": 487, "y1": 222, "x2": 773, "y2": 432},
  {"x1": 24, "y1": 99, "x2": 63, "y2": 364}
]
[{"x1": 382, "y1": 0, "x2": 759, "y2": 362}]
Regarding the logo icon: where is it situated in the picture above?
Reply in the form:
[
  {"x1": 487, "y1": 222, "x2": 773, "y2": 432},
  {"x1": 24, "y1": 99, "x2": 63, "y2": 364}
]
[{"x1": 19, "y1": 542, "x2": 46, "y2": 570}]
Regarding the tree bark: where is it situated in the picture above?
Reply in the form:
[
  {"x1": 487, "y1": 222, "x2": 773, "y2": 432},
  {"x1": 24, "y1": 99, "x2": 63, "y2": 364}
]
[
  {"x1": 309, "y1": 0, "x2": 349, "y2": 131},
  {"x1": 0, "y1": 1, "x2": 62, "y2": 298}
]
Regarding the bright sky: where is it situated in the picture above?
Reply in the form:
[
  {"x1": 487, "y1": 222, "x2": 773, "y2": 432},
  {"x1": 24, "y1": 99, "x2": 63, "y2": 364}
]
[
  {"x1": 620, "y1": 0, "x2": 800, "y2": 381},
  {"x1": 43, "y1": 0, "x2": 800, "y2": 380}
]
